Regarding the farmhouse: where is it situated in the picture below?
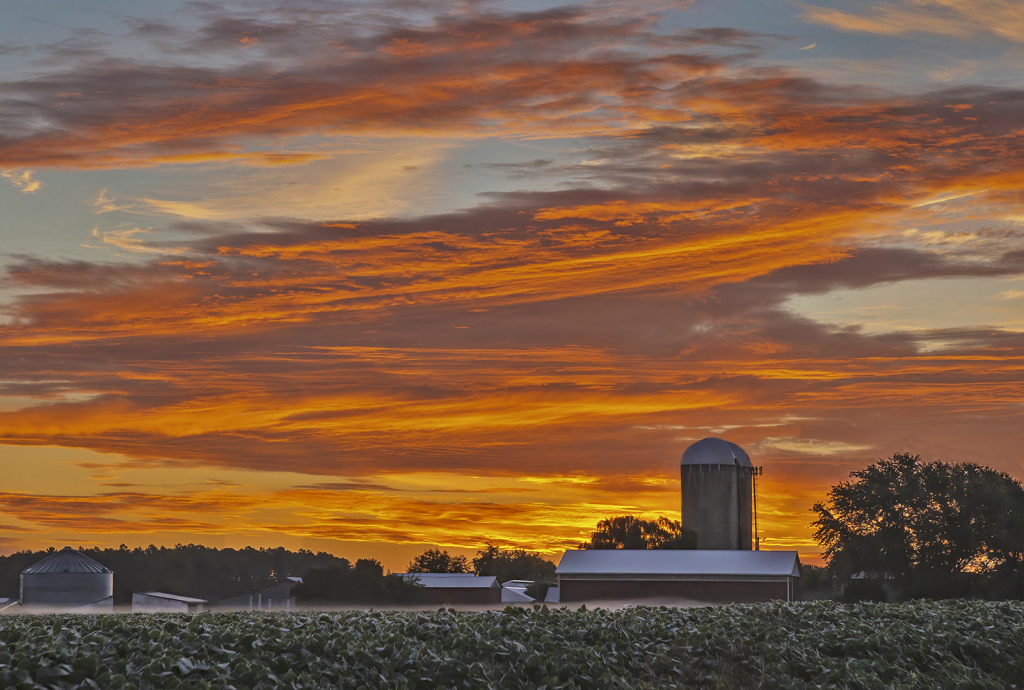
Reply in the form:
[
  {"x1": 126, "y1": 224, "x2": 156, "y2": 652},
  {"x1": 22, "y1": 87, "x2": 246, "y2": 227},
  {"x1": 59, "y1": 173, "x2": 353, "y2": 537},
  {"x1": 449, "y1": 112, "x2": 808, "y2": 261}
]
[{"x1": 556, "y1": 549, "x2": 801, "y2": 603}]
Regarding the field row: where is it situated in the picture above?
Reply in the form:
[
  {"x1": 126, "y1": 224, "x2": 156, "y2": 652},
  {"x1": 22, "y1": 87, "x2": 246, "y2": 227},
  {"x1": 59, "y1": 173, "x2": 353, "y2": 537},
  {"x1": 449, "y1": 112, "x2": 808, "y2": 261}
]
[{"x1": 1, "y1": 600, "x2": 1022, "y2": 689}]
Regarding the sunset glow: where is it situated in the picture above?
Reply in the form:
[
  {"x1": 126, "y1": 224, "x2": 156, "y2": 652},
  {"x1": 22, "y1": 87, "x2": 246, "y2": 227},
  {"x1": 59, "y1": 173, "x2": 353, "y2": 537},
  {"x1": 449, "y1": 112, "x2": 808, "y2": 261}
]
[{"x1": 1, "y1": 0, "x2": 1022, "y2": 569}]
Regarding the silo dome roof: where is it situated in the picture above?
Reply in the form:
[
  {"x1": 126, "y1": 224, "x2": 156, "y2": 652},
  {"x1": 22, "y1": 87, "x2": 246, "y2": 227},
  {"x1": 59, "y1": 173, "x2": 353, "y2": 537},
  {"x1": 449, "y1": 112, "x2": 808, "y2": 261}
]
[
  {"x1": 681, "y1": 437, "x2": 752, "y2": 467},
  {"x1": 22, "y1": 547, "x2": 112, "y2": 574}
]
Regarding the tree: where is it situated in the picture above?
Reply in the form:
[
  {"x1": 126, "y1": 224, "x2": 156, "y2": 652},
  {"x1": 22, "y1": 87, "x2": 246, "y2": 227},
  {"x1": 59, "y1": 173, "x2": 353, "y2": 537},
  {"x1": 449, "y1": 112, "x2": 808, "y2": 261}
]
[
  {"x1": 798, "y1": 564, "x2": 835, "y2": 593},
  {"x1": 580, "y1": 515, "x2": 697, "y2": 550},
  {"x1": 812, "y1": 453, "x2": 1024, "y2": 598},
  {"x1": 406, "y1": 548, "x2": 470, "y2": 573},
  {"x1": 292, "y1": 558, "x2": 420, "y2": 604},
  {"x1": 472, "y1": 545, "x2": 556, "y2": 584}
]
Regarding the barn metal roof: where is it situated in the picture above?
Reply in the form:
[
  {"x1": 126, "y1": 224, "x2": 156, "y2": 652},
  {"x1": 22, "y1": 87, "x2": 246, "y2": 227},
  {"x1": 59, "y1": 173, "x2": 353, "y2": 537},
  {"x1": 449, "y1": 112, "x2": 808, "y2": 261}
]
[
  {"x1": 556, "y1": 550, "x2": 800, "y2": 578},
  {"x1": 396, "y1": 573, "x2": 500, "y2": 589},
  {"x1": 22, "y1": 547, "x2": 112, "y2": 574},
  {"x1": 681, "y1": 438, "x2": 752, "y2": 467}
]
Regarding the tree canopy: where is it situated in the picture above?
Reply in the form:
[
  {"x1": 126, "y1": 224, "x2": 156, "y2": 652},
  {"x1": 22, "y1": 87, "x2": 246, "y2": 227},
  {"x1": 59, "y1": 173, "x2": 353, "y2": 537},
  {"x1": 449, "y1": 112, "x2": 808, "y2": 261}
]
[
  {"x1": 472, "y1": 545, "x2": 556, "y2": 584},
  {"x1": 580, "y1": 515, "x2": 697, "y2": 550},
  {"x1": 812, "y1": 453, "x2": 1024, "y2": 596},
  {"x1": 405, "y1": 548, "x2": 470, "y2": 573},
  {"x1": 404, "y1": 545, "x2": 556, "y2": 584},
  {"x1": 292, "y1": 558, "x2": 421, "y2": 604}
]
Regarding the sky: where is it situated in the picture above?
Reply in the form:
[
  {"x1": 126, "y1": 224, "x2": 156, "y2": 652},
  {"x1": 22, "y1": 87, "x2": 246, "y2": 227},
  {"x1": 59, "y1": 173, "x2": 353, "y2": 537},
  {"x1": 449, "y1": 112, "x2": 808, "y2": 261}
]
[{"x1": 1, "y1": 0, "x2": 1023, "y2": 570}]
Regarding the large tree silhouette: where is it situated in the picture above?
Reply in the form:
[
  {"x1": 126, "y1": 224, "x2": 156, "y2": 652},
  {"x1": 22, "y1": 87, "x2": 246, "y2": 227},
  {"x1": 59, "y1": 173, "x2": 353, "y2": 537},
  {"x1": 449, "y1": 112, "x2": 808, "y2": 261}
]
[
  {"x1": 812, "y1": 453, "x2": 1024, "y2": 597},
  {"x1": 472, "y1": 545, "x2": 556, "y2": 583},
  {"x1": 581, "y1": 515, "x2": 697, "y2": 550},
  {"x1": 405, "y1": 548, "x2": 470, "y2": 573}
]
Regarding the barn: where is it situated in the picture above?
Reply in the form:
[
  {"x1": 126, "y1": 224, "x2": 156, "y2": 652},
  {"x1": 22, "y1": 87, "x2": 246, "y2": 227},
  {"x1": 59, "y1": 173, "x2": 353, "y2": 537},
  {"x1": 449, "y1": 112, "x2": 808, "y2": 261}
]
[{"x1": 556, "y1": 550, "x2": 801, "y2": 603}]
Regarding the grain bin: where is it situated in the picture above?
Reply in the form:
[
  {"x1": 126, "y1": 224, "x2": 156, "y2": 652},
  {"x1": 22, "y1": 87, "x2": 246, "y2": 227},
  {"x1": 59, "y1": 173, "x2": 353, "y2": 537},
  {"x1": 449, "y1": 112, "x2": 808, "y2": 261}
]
[{"x1": 20, "y1": 547, "x2": 114, "y2": 609}]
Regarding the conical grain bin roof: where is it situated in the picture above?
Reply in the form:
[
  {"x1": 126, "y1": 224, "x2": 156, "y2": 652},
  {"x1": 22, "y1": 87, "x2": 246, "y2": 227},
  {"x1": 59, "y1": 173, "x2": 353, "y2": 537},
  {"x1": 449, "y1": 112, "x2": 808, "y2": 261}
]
[{"x1": 22, "y1": 547, "x2": 112, "y2": 574}]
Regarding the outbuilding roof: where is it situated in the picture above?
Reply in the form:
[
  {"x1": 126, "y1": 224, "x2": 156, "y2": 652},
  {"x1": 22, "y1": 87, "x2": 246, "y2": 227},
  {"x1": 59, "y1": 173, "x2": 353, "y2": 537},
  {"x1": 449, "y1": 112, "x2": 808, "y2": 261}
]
[
  {"x1": 22, "y1": 547, "x2": 112, "y2": 574},
  {"x1": 137, "y1": 592, "x2": 208, "y2": 604},
  {"x1": 397, "y1": 573, "x2": 500, "y2": 589},
  {"x1": 556, "y1": 550, "x2": 800, "y2": 578}
]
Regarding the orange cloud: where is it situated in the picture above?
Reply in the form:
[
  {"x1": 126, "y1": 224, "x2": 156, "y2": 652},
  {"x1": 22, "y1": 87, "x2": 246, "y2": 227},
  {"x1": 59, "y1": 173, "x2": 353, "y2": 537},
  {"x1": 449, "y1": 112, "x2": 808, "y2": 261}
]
[
  {"x1": 0, "y1": 484, "x2": 668, "y2": 557},
  {"x1": 2, "y1": 0, "x2": 1024, "y2": 562},
  {"x1": 0, "y1": 6, "x2": 735, "y2": 170}
]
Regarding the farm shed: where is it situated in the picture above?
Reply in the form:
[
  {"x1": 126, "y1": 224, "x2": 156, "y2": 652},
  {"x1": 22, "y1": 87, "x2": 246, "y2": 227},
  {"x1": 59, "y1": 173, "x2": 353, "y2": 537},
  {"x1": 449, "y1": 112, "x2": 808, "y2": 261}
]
[
  {"x1": 20, "y1": 547, "x2": 114, "y2": 610},
  {"x1": 556, "y1": 549, "x2": 801, "y2": 603},
  {"x1": 398, "y1": 573, "x2": 502, "y2": 604},
  {"x1": 215, "y1": 577, "x2": 301, "y2": 609},
  {"x1": 132, "y1": 592, "x2": 207, "y2": 613}
]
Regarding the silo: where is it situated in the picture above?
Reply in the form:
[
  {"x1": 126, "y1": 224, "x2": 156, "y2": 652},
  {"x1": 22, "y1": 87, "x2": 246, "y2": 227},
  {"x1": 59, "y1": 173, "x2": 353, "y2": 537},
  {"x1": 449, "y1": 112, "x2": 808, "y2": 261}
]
[
  {"x1": 680, "y1": 438, "x2": 755, "y2": 550},
  {"x1": 20, "y1": 547, "x2": 114, "y2": 610}
]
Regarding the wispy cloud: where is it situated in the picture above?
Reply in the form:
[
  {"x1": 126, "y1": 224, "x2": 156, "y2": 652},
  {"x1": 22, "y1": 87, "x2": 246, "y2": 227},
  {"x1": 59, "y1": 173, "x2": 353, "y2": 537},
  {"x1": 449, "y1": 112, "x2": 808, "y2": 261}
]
[
  {"x1": 88, "y1": 226, "x2": 176, "y2": 254},
  {"x1": 90, "y1": 189, "x2": 133, "y2": 214},
  {"x1": 2, "y1": 169, "x2": 42, "y2": 193},
  {"x1": 0, "y1": 4, "x2": 755, "y2": 171},
  {"x1": 756, "y1": 437, "x2": 875, "y2": 456},
  {"x1": 798, "y1": 0, "x2": 1024, "y2": 42}
]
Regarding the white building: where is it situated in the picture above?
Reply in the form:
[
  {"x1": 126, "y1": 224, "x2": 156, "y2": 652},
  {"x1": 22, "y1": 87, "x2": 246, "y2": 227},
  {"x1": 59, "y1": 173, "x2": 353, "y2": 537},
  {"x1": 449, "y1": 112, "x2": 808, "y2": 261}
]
[{"x1": 500, "y1": 580, "x2": 535, "y2": 603}]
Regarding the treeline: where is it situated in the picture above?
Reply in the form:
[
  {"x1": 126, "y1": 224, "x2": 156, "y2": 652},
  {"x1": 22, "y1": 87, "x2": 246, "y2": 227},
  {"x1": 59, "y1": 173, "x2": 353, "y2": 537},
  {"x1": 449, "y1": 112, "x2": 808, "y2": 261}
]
[
  {"x1": 0, "y1": 544, "x2": 346, "y2": 605},
  {"x1": 292, "y1": 559, "x2": 421, "y2": 604},
  {"x1": 298, "y1": 515, "x2": 693, "y2": 604},
  {"x1": 1, "y1": 512, "x2": 695, "y2": 606},
  {"x1": 296, "y1": 545, "x2": 561, "y2": 604}
]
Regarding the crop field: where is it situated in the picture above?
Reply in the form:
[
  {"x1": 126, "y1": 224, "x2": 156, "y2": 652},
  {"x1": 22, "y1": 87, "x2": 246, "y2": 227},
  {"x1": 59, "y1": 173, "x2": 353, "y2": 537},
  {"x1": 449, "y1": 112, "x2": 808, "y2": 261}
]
[{"x1": 0, "y1": 600, "x2": 1022, "y2": 689}]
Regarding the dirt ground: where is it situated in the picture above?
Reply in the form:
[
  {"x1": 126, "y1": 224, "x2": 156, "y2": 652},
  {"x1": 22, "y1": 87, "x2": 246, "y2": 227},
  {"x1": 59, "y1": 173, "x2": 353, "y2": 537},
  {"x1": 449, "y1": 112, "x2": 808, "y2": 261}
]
[
  {"x1": 211, "y1": 596, "x2": 716, "y2": 613},
  {"x1": 3, "y1": 597, "x2": 718, "y2": 614}
]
